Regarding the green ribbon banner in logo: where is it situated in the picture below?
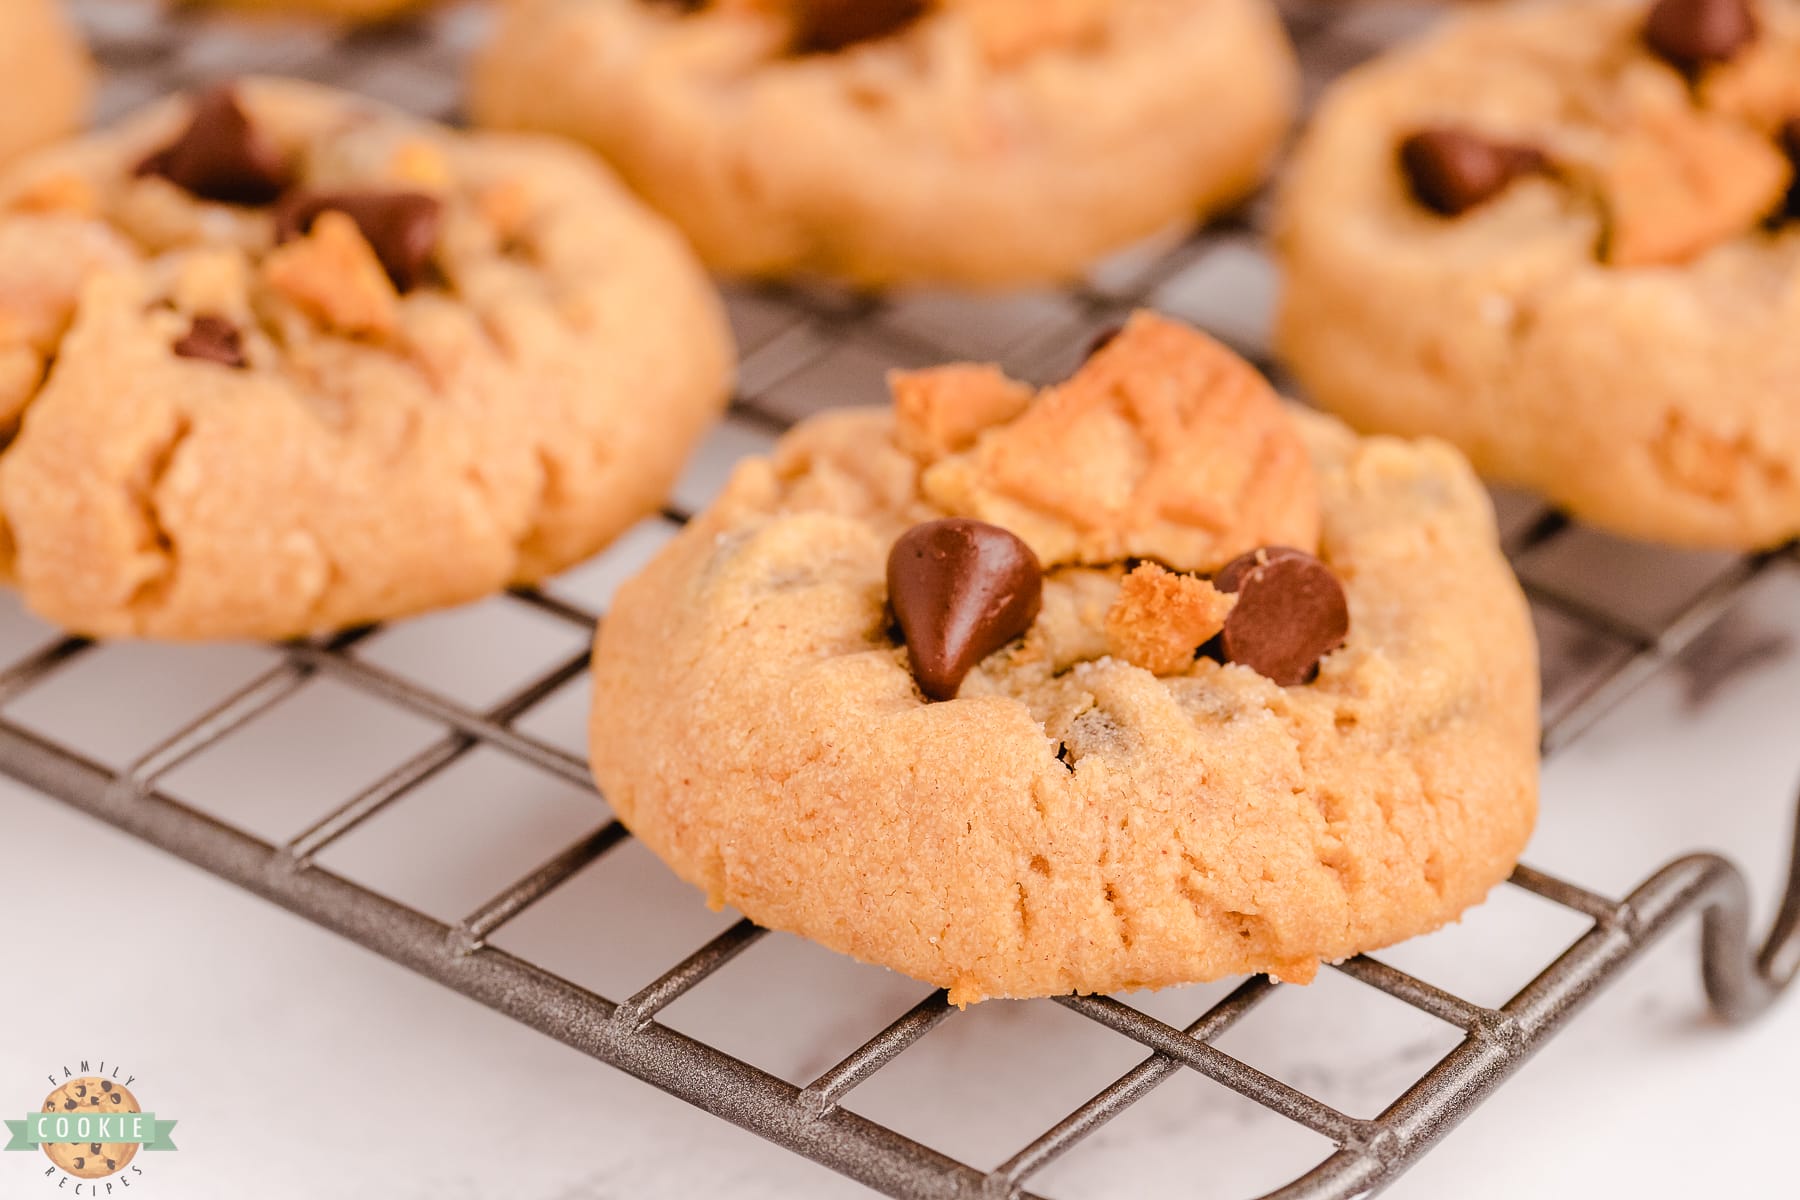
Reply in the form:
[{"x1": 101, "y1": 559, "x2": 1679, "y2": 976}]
[{"x1": 4, "y1": 1111, "x2": 178, "y2": 1152}]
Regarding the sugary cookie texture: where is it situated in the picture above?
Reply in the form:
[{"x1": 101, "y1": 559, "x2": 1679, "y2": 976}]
[
  {"x1": 590, "y1": 312, "x2": 1539, "y2": 1004},
  {"x1": 0, "y1": 0, "x2": 91, "y2": 169},
  {"x1": 1277, "y1": 0, "x2": 1800, "y2": 549},
  {"x1": 471, "y1": 0, "x2": 1297, "y2": 288},
  {"x1": 0, "y1": 79, "x2": 731, "y2": 639}
]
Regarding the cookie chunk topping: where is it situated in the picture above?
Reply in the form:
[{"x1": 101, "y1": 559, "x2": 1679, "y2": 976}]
[
  {"x1": 135, "y1": 84, "x2": 292, "y2": 206},
  {"x1": 1399, "y1": 128, "x2": 1548, "y2": 217},
  {"x1": 888, "y1": 517, "x2": 1042, "y2": 701},
  {"x1": 911, "y1": 311, "x2": 1320, "y2": 574},
  {"x1": 1645, "y1": 0, "x2": 1757, "y2": 72},
  {"x1": 874, "y1": 313, "x2": 1348, "y2": 694},
  {"x1": 1103, "y1": 561, "x2": 1234, "y2": 675}
]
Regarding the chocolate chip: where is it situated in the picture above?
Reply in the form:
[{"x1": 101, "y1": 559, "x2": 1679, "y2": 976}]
[
  {"x1": 275, "y1": 189, "x2": 444, "y2": 292},
  {"x1": 72, "y1": 1158, "x2": 84, "y2": 1171},
  {"x1": 888, "y1": 518, "x2": 1042, "y2": 701},
  {"x1": 792, "y1": 0, "x2": 927, "y2": 53},
  {"x1": 135, "y1": 83, "x2": 291, "y2": 206},
  {"x1": 1645, "y1": 0, "x2": 1756, "y2": 72},
  {"x1": 74, "y1": 1085, "x2": 86, "y2": 1098},
  {"x1": 98, "y1": 1081, "x2": 112, "y2": 1093},
  {"x1": 1214, "y1": 547, "x2": 1349, "y2": 686},
  {"x1": 63, "y1": 1100, "x2": 76, "y2": 1111},
  {"x1": 173, "y1": 314, "x2": 248, "y2": 368},
  {"x1": 106, "y1": 1159, "x2": 117, "y2": 1172},
  {"x1": 90, "y1": 1144, "x2": 101, "y2": 1155},
  {"x1": 1400, "y1": 128, "x2": 1548, "y2": 217}
]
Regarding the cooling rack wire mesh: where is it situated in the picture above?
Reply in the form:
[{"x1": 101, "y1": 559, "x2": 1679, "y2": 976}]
[{"x1": 10, "y1": 2, "x2": 1799, "y2": 1197}]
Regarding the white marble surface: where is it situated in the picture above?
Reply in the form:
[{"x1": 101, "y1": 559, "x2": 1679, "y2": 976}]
[{"x1": 3, "y1": 556, "x2": 1799, "y2": 1200}]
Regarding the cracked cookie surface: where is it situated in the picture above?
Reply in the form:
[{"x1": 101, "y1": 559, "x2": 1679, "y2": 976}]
[
  {"x1": 589, "y1": 313, "x2": 1538, "y2": 1004},
  {"x1": 0, "y1": 0, "x2": 90, "y2": 170},
  {"x1": 0, "y1": 78, "x2": 732, "y2": 639},
  {"x1": 470, "y1": 0, "x2": 1297, "y2": 288},
  {"x1": 1276, "y1": 0, "x2": 1800, "y2": 549}
]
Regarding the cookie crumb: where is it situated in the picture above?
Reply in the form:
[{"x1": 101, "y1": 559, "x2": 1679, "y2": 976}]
[
  {"x1": 261, "y1": 209, "x2": 398, "y2": 336},
  {"x1": 1104, "y1": 562, "x2": 1233, "y2": 675}
]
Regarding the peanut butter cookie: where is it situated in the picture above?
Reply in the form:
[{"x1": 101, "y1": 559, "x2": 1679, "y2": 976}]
[
  {"x1": 1277, "y1": 0, "x2": 1800, "y2": 549},
  {"x1": 0, "y1": 0, "x2": 90, "y2": 169},
  {"x1": 471, "y1": 0, "x2": 1298, "y2": 288},
  {"x1": 185, "y1": 0, "x2": 436, "y2": 20},
  {"x1": 590, "y1": 312, "x2": 1539, "y2": 1004},
  {"x1": 0, "y1": 79, "x2": 732, "y2": 639}
]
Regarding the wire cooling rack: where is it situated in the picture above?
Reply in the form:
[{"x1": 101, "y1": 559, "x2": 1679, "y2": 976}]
[{"x1": 10, "y1": 2, "x2": 1800, "y2": 1197}]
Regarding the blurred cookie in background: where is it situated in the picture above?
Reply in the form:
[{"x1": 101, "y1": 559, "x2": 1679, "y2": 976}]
[
  {"x1": 0, "y1": 0, "x2": 92, "y2": 168},
  {"x1": 471, "y1": 0, "x2": 1298, "y2": 289},
  {"x1": 1276, "y1": 0, "x2": 1800, "y2": 550},
  {"x1": 0, "y1": 78, "x2": 733, "y2": 639}
]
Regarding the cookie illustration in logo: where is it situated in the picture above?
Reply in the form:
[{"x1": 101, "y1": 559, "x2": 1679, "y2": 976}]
[{"x1": 36, "y1": 1079, "x2": 139, "y2": 1179}]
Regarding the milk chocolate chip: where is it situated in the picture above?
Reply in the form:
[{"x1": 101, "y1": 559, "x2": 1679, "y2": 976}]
[
  {"x1": 888, "y1": 518, "x2": 1043, "y2": 701},
  {"x1": 173, "y1": 314, "x2": 248, "y2": 368},
  {"x1": 1214, "y1": 547, "x2": 1349, "y2": 686},
  {"x1": 136, "y1": 84, "x2": 292, "y2": 206},
  {"x1": 793, "y1": 0, "x2": 927, "y2": 54},
  {"x1": 275, "y1": 190, "x2": 444, "y2": 292},
  {"x1": 1400, "y1": 128, "x2": 1547, "y2": 217},
  {"x1": 1645, "y1": 0, "x2": 1756, "y2": 72}
]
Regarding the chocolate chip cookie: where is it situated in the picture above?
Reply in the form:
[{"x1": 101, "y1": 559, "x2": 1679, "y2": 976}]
[
  {"x1": 39, "y1": 1078, "x2": 140, "y2": 1180},
  {"x1": 471, "y1": 0, "x2": 1298, "y2": 288},
  {"x1": 589, "y1": 312, "x2": 1539, "y2": 1004},
  {"x1": 0, "y1": 0, "x2": 90, "y2": 169},
  {"x1": 0, "y1": 79, "x2": 732, "y2": 639},
  {"x1": 1276, "y1": 0, "x2": 1800, "y2": 549}
]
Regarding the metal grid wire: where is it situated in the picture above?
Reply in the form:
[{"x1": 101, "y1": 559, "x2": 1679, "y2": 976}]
[{"x1": 8, "y1": 2, "x2": 1799, "y2": 1197}]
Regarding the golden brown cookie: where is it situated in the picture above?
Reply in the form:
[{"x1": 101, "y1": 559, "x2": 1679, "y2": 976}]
[
  {"x1": 0, "y1": 78, "x2": 732, "y2": 639},
  {"x1": 1276, "y1": 0, "x2": 1800, "y2": 549},
  {"x1": 0, "y1": 0, "x2": 91, "y2": 169},
  {"x1": 39, "y1": 1078, "x2": 140, "y2": 1180},
  {"x1": 470, "y1": 0, "x2": 1298, "y2": 288},
  {"x1": 590, "y1": 312, "x2": 1539, "y2": 1004},
  {"x1": 183, "y1": 0, "x2": 436, "y2": 20}
]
